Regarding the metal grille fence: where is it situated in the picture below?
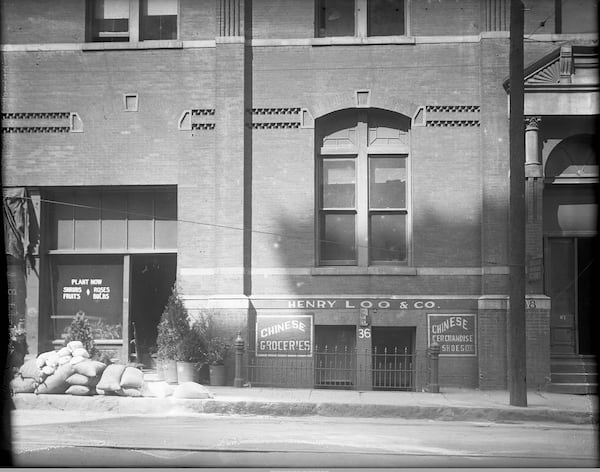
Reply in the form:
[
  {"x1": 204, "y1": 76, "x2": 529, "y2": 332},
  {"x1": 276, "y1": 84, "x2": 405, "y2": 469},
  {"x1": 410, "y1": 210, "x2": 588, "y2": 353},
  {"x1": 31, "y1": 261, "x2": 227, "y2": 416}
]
[{"x1": 245, "y1": 346, "x2": 417, "y2": 391}]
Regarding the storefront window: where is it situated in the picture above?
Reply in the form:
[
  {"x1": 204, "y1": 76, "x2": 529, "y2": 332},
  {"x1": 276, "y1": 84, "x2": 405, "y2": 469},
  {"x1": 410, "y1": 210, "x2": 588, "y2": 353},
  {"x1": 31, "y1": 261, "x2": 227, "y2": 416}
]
[{"x1": 52, "y1": 255, "x2": 123, "y2": 341}]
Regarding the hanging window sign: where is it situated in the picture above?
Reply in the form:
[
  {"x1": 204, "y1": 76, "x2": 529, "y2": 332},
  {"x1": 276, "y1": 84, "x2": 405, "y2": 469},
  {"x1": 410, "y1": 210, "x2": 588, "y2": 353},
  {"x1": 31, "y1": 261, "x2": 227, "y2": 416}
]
[
  {"x1": 256, "y1": 314, "x2": 313, "y2": 357},
  {"x1": 427, "y1": 314, "x2": 477, "y2": 357}
]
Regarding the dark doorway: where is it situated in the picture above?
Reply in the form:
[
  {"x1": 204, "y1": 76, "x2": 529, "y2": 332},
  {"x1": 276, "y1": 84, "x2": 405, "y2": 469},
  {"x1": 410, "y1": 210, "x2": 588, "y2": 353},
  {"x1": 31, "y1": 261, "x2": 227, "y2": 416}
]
[
  {"x1": 547, "y1": 237, "x2": 595, "y2": 355},
  {"x1": 371, "y1": 327, "x2": 415, "y2": 390},
  {"x1": 314, "y1": 325, "x2": 356, "y2": 388},
  {"x1": 129, "y1": 254, "x2": 177, "y2": 367}
]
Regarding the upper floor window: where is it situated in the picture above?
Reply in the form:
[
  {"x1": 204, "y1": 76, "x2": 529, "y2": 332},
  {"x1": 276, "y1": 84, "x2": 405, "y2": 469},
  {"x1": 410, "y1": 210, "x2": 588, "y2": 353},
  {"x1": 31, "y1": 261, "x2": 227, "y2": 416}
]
[
  {"x1": 316, "y1": 109, "x2": 411, "y2": 266},
  {"x1": 87, "y1": 0, "x2": 178, "y2": 42},
  {"x1": 317, "y1": 0, "x2": 406, "y2": 37}
]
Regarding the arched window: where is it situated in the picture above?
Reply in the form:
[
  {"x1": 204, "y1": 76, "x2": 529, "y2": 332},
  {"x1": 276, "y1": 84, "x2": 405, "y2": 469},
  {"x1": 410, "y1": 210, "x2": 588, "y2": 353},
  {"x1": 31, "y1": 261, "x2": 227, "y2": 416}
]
[{"x1": 316, "y1": 108, "x2": 411, "y2": 266}]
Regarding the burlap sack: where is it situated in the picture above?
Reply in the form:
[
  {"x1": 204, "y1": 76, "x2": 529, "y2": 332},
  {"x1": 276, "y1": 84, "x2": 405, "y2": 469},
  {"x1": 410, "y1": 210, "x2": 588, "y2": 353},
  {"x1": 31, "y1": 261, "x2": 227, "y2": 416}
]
[
  {"x1": 120, "y1": 366, "x2": 144, "y2": 389},
  {"x1": 74, "y1": 360, "x2": 106, "y2": 377},
  {"x1": 67, "y1": 341, "x2": 84, "y2": 351},
  {"x1": 10, "y1": 375, "x2": 37, "y2": 393},
  {"x1": 19, "y1": 359, "x2": 44, "y2": 382},
  {"x1": 65, "y1": 385, "x2": 94, "y2": 396},
  {"x1": 57, "y1": 347, "x2": 72, "y2": 358},
  {"x1": 96, "y1": 364, "x2": 127, "y2": 392},
  {"x1": 72, "y1": 348, "x2": 90, "y2": 358},
  {"x1": 35, "y1": 351, "x2": 56, "y2": 368},
  {"x1": 66, "y1": 373, "x2": 91, "y2": 386},
  {"x1": 35, "y1": 363, "x2": 75, "y2": 394}
]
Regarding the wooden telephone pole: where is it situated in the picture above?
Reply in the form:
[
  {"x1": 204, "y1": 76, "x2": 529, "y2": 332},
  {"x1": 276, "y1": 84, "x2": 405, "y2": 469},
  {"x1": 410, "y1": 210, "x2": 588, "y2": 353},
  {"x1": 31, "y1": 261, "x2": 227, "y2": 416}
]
[{"x1": 508, "y1": 0, "x2": 528, "y2": 407}]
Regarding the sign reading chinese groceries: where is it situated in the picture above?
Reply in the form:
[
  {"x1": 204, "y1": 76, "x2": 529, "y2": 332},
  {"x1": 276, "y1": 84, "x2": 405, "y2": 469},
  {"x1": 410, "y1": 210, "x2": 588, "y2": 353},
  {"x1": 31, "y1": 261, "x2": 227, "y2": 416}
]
[
  {"x1": 427, "y1": 314, "x2": 477, "y2": 357},
  {"x1": 256, "y1": 315, "x2": 313, "y2": 357}
]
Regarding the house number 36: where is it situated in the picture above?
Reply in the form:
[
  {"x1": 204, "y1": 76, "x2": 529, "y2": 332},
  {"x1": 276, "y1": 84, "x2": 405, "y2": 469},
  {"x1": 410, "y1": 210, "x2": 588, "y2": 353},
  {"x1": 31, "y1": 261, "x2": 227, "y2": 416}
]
[{"x1": 358, "y1": 328, "x2": 371, "y2": 339}]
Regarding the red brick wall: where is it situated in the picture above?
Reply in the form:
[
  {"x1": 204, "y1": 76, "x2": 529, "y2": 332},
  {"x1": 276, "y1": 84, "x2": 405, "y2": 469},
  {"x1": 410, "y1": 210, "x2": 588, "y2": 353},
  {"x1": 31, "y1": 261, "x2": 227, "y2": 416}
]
[
  {"x1": 411, "y1": 0, "x2": 481, "y2": 35},
  {"x1": 252, "y1": 0, "x2": 314, "y2": 39},
  {"x1": 1, "y1": 0, "x2": 85, "y2": 44},
  {"x1": 526, "y1": 304, "x2": 551, "y2": 389},
  {"x1": 180, "y1": 0, "x2": 217, "y2": 40},
  {"x1": 478, "y1": 303, "x2": 508, "y2": 389}
]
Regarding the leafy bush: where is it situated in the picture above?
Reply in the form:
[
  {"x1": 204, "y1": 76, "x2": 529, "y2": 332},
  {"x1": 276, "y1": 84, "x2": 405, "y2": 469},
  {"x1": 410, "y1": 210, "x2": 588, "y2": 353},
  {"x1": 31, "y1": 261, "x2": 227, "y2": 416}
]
[
  {"x1": 156, "y1": 284, "x2": 190, "y2": 361},
  {"x1": 63, "y1": 311, "x2": 97, "y2": 359},
  {"x1": 195, "y1": 313, "x2": 231, "y2": 365},
  {"x1": 176, "y1": 327, "x2": 206, "y2": 363},
  {"x1": 89, "y1": 319, "x2": 122, "y2": 340}
]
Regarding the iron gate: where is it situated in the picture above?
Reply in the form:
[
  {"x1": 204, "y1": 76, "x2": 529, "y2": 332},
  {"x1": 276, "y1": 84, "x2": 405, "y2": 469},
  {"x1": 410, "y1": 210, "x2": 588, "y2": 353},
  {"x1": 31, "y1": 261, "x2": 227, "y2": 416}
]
[{"x1": 245, "y1": 346, "x2": 417, "y2": 390}]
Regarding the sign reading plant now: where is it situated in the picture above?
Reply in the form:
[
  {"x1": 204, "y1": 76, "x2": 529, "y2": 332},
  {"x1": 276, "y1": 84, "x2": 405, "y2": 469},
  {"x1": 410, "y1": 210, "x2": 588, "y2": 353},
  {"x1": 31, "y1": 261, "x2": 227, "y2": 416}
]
[{"x1": 256, "y1": 314, "x2": 313, "y2": 357}]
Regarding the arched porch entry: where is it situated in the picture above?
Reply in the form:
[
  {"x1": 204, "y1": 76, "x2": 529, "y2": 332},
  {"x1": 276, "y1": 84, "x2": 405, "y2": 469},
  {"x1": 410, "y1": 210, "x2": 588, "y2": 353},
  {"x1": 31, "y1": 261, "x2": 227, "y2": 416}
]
[{"x1": 543, "y1": 134, "x2": 597, "y2": 357}]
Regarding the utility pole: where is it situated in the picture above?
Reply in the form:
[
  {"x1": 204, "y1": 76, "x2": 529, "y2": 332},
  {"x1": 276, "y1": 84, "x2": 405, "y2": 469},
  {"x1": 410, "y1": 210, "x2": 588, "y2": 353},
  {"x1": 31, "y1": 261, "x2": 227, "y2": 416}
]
[{"x1": 508, "y1": 0, "x2": 528, "y2": 407}]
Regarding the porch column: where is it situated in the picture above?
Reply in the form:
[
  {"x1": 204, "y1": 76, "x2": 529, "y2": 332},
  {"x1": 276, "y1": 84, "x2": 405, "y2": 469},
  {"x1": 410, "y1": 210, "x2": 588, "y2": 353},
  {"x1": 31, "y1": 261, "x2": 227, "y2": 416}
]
[
  {"x1": 524, "y1": 116, "x2": 544, "y2": 293},
  {"x1": 525, "y1": 116, "x2": 542, "y2": 177}
]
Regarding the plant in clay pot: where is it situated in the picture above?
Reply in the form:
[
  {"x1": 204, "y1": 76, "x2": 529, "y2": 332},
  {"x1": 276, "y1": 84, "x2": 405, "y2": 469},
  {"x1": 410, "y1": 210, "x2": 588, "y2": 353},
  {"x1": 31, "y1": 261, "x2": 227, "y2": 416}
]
[
  {"x1": 196, "y1": 313, "x2": 231, "y2": 386},
  {"x1": 155, "y1": 284, "x2": 189, "y2": 383}
]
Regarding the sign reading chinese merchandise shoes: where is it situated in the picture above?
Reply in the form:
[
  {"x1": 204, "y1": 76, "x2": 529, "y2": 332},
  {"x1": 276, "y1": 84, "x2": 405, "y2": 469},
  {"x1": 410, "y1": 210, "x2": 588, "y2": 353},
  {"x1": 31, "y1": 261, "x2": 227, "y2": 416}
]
[
  {"x1": 256, "y1": 314, "x2": 313, "y2": 357},
  {"x1": 427, "y1": 314, "x2": 477, "y2": 356}
]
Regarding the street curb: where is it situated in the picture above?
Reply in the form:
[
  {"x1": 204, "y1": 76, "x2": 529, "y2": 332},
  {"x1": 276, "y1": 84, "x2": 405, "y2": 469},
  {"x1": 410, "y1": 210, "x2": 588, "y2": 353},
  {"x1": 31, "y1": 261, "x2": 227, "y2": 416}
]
[{"x1": 12, "y1": 394, "x2": 597, "y2": 425}]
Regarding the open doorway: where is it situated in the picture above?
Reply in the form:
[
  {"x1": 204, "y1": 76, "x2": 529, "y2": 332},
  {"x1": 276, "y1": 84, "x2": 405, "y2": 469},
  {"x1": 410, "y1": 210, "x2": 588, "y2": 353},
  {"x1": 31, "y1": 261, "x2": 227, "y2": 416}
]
[
  {"x1": 371, "y1": 327, "x2": 415, "y2": 390},
  {"x1": 129, "y1": 254, "x2": 177, "y2": 367}
]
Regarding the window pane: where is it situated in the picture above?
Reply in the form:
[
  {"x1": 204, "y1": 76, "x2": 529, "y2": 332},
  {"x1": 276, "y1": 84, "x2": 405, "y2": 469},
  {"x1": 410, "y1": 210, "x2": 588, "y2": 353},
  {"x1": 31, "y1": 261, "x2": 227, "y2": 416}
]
[
  {"x1": 53, "y1": 256, "x2": 123, "y2": 341},
  {"x1": 142, "y1": 0, "x2": 178, "y2": 40},
  {"x1": 55, "y1": 193, "x2": 74, "y2": 250},
  {"x1": 321, "y1": 213, "x2": 356, "y2": 262},
  {"x1": 368, "y1": 0, "x2": 404, "y2": 36},
  {"x1": 370, "y1": 214, "x2": 406, "y2": 262},
  {"x1": 369, "y1": 157, "x2": 406, "y2": 208},
  {"x1": 322, "y1": 159, "x2": 356, "y2": 208},
  {"x1": 127, "y1": 192, "x2": 154, "y2": 248},
  {"x1": 154, "y1": 191, "x2": 177, "y2": 249},
  {"x1": 101, "y1": 192, "x2": 127, "y2": 249},
  {"x1": 93, "y1": 0, "x2": 130, "y2": 41},
  {"x1": 74, "y1": 192, "x2": 100, "y2": 250},
  {"x1": 317, "y1": 0, "x2": 355, "y2": 37}
]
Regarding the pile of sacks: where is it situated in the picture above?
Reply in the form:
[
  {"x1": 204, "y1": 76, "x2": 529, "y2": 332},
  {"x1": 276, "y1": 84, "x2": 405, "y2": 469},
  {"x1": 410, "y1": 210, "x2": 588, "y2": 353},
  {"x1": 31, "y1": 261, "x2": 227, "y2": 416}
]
[{"x1": 10, "y1": 341, "x2": 144, "y2": 397}]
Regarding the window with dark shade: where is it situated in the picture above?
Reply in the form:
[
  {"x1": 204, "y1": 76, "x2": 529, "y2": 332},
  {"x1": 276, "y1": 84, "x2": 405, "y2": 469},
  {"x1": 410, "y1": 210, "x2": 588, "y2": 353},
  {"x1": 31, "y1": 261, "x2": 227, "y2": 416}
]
[
  {"x1": 317, "y1": 0, "x2": 405, "y2": 38},
  {"x1": 368, "y1": 0, "x2": 405, "y2": 36},
  {"x1": 141, "y1": 0, "x2": 178, "y2": 40}
]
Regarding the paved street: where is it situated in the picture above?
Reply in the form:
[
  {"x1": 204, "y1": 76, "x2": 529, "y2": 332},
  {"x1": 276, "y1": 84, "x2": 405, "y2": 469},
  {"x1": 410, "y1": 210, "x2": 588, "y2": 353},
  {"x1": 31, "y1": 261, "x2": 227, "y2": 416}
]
[{"x1": 11, "y1": 410, "x2": 599, "y2": 468}]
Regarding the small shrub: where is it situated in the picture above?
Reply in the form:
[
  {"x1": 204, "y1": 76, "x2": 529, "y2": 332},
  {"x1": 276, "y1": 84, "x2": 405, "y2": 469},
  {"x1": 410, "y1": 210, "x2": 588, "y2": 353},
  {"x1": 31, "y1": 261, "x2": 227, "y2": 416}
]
[
  {"x1": 156, "y1": 284, "x2": 190, "y2": 361},
  {"x1": 63, "y1": 311, "x2": 97, "y2": 359}
]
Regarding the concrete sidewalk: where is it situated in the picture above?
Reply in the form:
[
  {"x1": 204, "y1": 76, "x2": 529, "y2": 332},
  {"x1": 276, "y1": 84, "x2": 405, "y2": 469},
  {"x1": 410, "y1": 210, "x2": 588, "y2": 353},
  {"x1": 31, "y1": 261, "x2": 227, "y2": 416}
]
[{"x1": 12, "y1": 386, "x2": 598, "y2": 425}]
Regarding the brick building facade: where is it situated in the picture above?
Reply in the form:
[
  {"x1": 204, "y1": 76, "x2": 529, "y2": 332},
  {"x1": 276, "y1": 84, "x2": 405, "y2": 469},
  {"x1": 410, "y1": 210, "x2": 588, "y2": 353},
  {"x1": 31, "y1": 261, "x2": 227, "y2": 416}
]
[{"x1": 2, "y1": 0, "x2": 598, "y2": 392}]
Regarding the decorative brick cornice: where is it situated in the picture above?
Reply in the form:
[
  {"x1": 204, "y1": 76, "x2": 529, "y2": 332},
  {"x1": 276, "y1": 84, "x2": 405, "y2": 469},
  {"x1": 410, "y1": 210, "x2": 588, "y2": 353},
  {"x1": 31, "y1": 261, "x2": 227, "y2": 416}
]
[
  {"x1": 1, "y1": 112, "x2": 81, "y2": 133},
  {"x1": 421, "y1": 105, "x2": 481, "y2": 128},
  {"x1": 251, "y1": 107, "x2": 303, "y2": 129}
]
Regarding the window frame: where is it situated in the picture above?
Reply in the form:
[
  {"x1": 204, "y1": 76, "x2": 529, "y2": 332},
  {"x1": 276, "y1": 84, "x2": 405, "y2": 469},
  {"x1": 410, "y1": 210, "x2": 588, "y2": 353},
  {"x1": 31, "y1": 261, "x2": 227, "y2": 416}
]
[
  {"x1": 86, "y1": 0, "x2": 179, "y2": 43},
  {"x1": 316, "y1": 0, "x2": 410, "y2": 38},
  {"x1": 316, "y1": 109, "x2": 412, "y2": 267}
]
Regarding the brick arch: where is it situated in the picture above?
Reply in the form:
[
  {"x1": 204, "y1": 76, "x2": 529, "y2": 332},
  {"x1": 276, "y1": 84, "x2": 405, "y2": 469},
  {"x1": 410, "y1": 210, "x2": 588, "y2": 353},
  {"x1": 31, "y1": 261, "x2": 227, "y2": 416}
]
[{"x1": 310, "y1": 92, "x2": 418, "y2": 121}]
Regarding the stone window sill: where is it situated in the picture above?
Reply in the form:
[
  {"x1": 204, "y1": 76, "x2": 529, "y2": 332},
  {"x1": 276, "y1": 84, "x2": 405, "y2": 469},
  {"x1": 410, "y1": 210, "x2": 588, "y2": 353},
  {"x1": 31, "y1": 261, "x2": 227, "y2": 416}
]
[{"x1": 311, "y1": 266, "x2": 417, "y2": 276}]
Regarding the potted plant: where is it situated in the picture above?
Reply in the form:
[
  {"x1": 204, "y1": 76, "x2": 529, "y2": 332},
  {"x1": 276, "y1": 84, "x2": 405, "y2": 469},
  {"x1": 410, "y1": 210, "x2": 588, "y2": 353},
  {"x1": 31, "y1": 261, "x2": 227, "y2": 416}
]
[
  {"x1": 175, "y1": 326, "x2": 205, "y2": 383},
  {"x1": 156, "y1": 284, "x2": 189, "y2": 384},
  {"x1": 196, "y1": 313, "x2": 231, "y2": 386}
]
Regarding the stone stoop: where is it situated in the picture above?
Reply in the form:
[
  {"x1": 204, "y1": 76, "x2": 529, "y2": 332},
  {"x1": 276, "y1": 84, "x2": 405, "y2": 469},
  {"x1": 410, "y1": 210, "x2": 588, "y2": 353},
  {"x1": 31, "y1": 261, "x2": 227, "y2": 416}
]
[{"x1": 549, "y1": 355, "x2": 598, "y2": 394}]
